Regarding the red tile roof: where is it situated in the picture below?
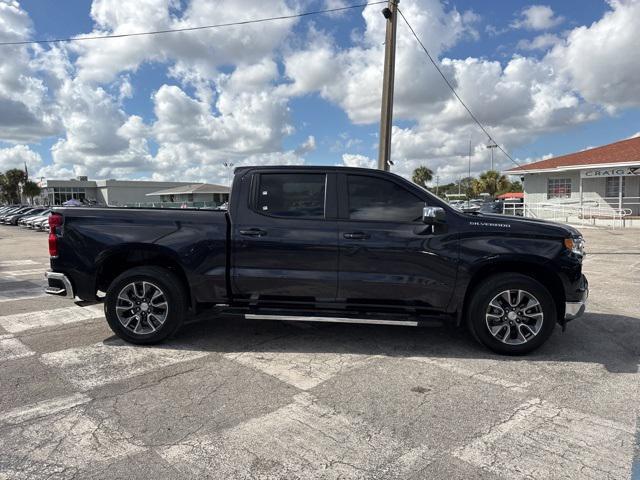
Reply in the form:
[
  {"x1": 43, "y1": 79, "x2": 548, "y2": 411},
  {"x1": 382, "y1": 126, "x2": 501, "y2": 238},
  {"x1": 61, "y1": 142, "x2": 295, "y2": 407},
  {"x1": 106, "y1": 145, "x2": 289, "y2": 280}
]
[
  {"x1": 496, "y1": 192, "x2": 524, "y2": 199},
  {"x1": 505, "y1": 136, "x2": 640, "y2": 173}
]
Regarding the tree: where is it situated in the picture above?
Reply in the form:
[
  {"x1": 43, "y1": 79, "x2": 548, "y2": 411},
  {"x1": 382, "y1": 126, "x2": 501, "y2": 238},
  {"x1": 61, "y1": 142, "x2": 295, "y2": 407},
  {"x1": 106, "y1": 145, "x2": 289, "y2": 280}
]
[
  {"x1": 0, "y1": 169, "x2": 27, "y2": 204},
  {"x1": 412, "y1": 166, "x2": 434, "y2": 188},
  {"x1": 0, "y1": 173, "x2": 7, "y2": 203},
  {"x1": 456, "y1": 177, "x2": 477, "y2": 199},
  {"x1": 506, "y1": 180, "x2": 523, "y2": 193},
  {"x1": 22, "y1": 180, "x2": 41, "y2": 204},
  {"x1": 476, "y1": 170, "x2": 509, "y2": 197}
]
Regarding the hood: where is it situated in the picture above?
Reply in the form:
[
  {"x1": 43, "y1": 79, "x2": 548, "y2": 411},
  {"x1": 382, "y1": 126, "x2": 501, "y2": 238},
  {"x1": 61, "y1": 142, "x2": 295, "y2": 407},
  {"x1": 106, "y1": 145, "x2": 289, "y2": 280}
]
[{"x1": 461, "y1": 212, "x2": 582, "y2": 238}]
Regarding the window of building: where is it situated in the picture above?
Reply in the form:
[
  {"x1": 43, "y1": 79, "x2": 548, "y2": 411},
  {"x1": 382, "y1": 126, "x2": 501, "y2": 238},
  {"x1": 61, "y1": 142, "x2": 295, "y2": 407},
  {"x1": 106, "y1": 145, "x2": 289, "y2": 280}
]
[
  {"x1": 605, "y1": 176, "x2": 626, "y2": 198},
  {"x1": 347, "y1": 175, "x2": 424, "y2": 222},
  {"x1": 256, "y1": 173, "x2": 326, "y2": 218},
  {"x1": 547, "y1": 178, "x2": 572, "y2": 199}
]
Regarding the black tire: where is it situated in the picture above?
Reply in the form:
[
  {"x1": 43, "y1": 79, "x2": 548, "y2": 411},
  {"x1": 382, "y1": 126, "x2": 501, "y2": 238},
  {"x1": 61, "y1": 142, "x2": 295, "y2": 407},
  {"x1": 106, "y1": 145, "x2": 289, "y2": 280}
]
[
  {"x1": 104, "y1": 266, "x2": 187, "y2": 344},
  {"x1": 466, "y1": 273, "x2": 556, "y2": 355}
]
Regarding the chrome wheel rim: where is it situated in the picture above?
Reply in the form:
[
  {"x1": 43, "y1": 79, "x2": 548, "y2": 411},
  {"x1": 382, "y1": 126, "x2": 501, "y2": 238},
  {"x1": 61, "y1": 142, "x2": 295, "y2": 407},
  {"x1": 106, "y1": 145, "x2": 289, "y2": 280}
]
[
  {"x1": 115, "y1": 281, "x2": 168, "y2": 335},
  {"x1": 485, "y1": 289, "x2": 543, "y2": 345}
]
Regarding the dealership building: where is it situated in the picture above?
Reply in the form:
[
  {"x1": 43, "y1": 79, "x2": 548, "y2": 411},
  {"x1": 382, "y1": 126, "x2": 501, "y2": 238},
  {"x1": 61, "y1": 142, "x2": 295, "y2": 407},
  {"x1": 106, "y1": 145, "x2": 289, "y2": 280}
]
[
  {"x1": 505, "y1": 137, "x2": 640, "y2": 222},
  {"x1": 38, "y1": 178, "x2": 229, "y2": 207}
]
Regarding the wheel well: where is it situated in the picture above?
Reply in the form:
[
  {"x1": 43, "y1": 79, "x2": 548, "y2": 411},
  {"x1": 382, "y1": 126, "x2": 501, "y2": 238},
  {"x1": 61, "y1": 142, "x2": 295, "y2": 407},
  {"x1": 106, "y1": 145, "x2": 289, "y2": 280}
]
[
  {"x1": 460, "y1": 262, "x2": 565, "y2": 325},
  {"x1": 96, "y1": 250, "x2": 192, "y2": 307}
]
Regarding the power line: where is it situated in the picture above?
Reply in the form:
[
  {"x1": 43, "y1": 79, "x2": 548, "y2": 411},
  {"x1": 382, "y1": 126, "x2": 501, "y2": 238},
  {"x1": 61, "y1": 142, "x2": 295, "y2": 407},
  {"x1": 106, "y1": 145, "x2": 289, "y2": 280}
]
[
  {"x1": 397, "y1": 8, "x2": 524, "y2": 170},
  {"x1": 0, "y1": 1, "x2": 386, "y2": 47}
]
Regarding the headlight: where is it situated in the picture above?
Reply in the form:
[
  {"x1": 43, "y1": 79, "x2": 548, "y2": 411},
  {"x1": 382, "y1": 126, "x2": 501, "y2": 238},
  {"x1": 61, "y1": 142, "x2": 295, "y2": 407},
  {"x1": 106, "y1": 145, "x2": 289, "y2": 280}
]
[{"x1": 564, "y1": 236, "x2": 585, "y2": 257}]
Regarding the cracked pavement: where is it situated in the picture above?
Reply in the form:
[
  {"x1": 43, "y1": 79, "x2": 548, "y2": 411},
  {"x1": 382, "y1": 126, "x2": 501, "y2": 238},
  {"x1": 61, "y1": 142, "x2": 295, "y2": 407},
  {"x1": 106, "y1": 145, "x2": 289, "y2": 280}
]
[{"x1": 0, "y1": 226, "x2": 638, "y2": 479}]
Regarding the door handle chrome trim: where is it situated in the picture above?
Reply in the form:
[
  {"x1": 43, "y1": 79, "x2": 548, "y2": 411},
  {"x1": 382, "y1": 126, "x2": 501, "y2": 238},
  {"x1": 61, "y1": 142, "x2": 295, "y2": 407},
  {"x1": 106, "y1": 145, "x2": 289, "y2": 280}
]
[
  {"x1": 239, "y1": 228, "x2": 267, "y2": 237},
  {"x1": 343, "y1": 232, "x2": 370, "y2": 240}
]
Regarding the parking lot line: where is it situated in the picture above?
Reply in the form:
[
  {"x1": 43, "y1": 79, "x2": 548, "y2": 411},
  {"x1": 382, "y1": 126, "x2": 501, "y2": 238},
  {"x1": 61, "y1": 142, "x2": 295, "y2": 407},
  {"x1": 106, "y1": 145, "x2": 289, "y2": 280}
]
[
  {"x1": 0, "y1": 395, "x2": 145, "y2": 474},
  {"x1": 0, "y1": 304, "x2": 104, "y2": 333},
  {"x1": 40, "y1": 340, "x2": 209, "y2": 390},
  {"x1": 0, "y1": 334, "x2": 35, "y2": 362},
  {"x1": 407, "y1": 356, "x2": 530, "y2": 393},
  {"x1": 0, "y1": 268, "x2": 48, "y2": 277},
  {"x1": 454, "y1": 398, "x2": 635, "y2": 479},
  {"x1": 0, "y1": 260, "x2": 43, "y2": 268},
  {"x1": 1, "y1": 393, "x2": 91, "y2": 426},
  {"x1": 0, "y1": 289, "x2": 47, "y2": 303},
  {"x1": 159, "y1": 392, "x2": 433, "y2": 479}
]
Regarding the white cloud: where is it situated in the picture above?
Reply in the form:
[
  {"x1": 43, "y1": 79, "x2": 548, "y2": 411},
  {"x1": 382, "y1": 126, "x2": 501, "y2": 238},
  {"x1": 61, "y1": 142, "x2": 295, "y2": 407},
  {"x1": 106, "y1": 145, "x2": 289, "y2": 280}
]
[
  {"x1": 294, "y1": 135, "x2": 316, "y2": 155},
  {"x1": 517, "y1": 33, "x2": 561, "y2": 51},
  {"x1": 283, "y1": 0, "x2": 480, "y2": 124},
  {"x1": 0, "y1": 2, "x2": 62, "y2": 142},
  {"x1": 1, "y1": 0, "x2": 639, "y2": 187},
  {"x1": 341, "y1": 153, "x2": 375, "y2": 168},
  {"x1": 547, "y1": 0, "x2": 640, "y2": 112},
  {"x1": 0, "y1": 144, "x2": 43, "y2": 173},
  {"x1": 512, "y1": 5, "x2": 564, "y2": 31}
]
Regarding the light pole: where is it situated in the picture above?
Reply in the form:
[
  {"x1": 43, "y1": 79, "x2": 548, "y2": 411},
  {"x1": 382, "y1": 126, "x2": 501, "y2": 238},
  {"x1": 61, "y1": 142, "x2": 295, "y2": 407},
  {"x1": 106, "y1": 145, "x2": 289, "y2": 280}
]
[{"x1": 486, "y1": 140, "x2": 498, "y2": 172}]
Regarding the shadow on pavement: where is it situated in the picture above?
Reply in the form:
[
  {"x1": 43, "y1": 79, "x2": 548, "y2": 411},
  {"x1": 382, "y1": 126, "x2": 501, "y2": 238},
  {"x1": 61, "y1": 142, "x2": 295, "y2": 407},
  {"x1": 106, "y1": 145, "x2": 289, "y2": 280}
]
[{"x1": 103, "y1": 311, "x2": 640, "y2": 375}]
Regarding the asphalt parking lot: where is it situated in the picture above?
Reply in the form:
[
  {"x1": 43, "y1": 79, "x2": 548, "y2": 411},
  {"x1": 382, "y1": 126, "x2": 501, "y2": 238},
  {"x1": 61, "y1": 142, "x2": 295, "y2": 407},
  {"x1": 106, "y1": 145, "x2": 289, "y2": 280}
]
[{"x1": 0, "y1": 224, "x2": 638, "y2": 479}]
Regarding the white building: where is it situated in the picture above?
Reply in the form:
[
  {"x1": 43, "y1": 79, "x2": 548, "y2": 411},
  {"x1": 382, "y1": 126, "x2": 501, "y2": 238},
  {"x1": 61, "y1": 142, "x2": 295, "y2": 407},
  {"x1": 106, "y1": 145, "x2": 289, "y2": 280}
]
[
  {"x1": 146, "y1": 183, "x2": 230, "y2": 207},
  {"x1": 505, "y1": 137, "x2": 640, "y2": 223},
  {"x1": 39, "y1": 178, "x2": 199, "y2": 206}
]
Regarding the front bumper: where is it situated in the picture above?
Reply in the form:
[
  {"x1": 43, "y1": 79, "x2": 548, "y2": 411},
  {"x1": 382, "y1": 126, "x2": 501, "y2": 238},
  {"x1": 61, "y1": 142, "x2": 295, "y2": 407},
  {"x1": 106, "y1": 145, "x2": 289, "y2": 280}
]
[
  {"x1": 44, "y1": 271, "x2": 75, "y2": 299},
  {"x1": 564, "y1": 275, "x2": 588, "y2": 321}
]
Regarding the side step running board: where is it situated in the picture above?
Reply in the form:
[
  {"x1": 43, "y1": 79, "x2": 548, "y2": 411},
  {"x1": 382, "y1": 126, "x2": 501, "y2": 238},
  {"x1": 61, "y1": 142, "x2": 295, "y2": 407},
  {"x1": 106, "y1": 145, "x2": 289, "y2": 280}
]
[{"x1": 245, "y1": 314, "x2": 432, "y2": 327}]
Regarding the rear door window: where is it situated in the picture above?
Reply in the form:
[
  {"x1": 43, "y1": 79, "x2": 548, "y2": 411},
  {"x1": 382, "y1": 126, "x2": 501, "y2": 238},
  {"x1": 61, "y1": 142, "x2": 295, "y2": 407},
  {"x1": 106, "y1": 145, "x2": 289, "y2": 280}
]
[{"x1": 256, "y1": 173, "x2": 326, "y2": 219}]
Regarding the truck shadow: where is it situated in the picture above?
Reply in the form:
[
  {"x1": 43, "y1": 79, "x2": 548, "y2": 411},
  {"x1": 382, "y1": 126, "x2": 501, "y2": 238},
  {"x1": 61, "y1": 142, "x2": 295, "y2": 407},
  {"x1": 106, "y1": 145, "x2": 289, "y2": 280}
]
[{"x1": 154, "y1": 311, "x2": 639, "y2": 375}]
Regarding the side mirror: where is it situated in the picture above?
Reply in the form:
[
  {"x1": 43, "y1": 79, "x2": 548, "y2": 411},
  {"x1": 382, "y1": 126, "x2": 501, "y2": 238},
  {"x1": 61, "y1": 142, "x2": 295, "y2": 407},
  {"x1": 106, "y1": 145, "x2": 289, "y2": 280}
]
[{"x1": 422, "y1": 206, "x2": 446, "y2": 225}]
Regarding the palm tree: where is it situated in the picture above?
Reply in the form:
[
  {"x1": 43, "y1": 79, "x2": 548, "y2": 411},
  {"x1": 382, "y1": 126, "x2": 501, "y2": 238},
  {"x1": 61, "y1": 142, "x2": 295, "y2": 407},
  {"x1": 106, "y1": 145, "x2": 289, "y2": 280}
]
[
  {"x1": 477, "y1": 170, "x2": 509, "y2": 197},
  {"x1": 23, "y1": 180, "x2": 41, "y2": 204},
  {"x1": 412, "y1": 166, "x2": 434, "y2": 189}
]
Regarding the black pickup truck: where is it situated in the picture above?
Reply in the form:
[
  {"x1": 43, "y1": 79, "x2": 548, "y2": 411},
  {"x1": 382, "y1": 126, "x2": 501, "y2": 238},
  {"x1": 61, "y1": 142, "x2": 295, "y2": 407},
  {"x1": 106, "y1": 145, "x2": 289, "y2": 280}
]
[{"x1": 45, "y1": 166, "x2": 588, "y2": 355}]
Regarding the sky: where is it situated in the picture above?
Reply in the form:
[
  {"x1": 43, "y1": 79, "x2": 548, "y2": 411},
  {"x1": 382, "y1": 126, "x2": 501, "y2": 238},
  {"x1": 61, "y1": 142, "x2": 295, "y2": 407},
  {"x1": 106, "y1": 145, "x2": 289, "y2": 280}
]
[{"x1": 0, "y1": 0, "x2": 639, "y2": 186}]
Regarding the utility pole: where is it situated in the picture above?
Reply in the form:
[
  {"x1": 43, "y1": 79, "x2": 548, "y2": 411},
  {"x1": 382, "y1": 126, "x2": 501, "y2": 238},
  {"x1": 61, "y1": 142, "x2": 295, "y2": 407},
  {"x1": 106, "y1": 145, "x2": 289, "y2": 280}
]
[
  {"x1": 377, "y1": 0, "x2": 399, "y2": 171},
  {"x1": 223, "y1": 161, "x2": 234, "y2": 186},
  {"x1": 435, "y1": 176, "x2": 439, "y2": 196},
  {"x1": 486, "y1": 140, "x2": 498, "y2": 171},
  {"x1": 467, "y1": 138, "x2": 472, "y2": 206}
]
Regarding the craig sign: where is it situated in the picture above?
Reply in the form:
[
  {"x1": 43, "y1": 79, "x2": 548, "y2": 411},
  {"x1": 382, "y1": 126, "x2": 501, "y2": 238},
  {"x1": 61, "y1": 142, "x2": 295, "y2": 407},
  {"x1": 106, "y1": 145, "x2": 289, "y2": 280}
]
[{"x1": 581, "y1": 166, "x2": 640, "y2": 178}]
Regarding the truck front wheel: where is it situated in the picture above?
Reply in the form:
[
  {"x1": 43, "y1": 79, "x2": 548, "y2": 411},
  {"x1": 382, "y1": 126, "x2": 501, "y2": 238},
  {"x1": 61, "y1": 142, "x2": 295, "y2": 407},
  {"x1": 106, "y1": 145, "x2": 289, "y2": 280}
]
[
  {"x1": 104, "y1": 266, "x2": 187, "y2": 344},
  {"x1": 467, "y1": 273, "x2": 556, "y2": 355}
]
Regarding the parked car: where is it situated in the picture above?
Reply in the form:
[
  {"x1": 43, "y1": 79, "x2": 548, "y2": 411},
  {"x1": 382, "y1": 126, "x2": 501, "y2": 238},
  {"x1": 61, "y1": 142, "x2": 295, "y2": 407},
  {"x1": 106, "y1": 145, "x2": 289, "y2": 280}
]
[
  {"x1": 45, "y1": 166, "x2": 588, "y2": 355},
  {"x1": 2, "y1": 207, "x2": 37, "y2": 224},
  {"x1": 6, "y1": 208, "x2": 46, "y2": 226},
  {"x1": 23, "y1": 210, "x2": 52, "y2": 228},
  {"x1": 0, "y1": 206, "x2": 28, "y2": 222},
  {"x1": 34, "y1": 216, "x2": 51, "y2": 231},
  {"x1": 479, "y1": 201, "x2": 504, "y2": 214},
  {"x1": 19, "y1": 209, "x2": 48, "y2": 227}
]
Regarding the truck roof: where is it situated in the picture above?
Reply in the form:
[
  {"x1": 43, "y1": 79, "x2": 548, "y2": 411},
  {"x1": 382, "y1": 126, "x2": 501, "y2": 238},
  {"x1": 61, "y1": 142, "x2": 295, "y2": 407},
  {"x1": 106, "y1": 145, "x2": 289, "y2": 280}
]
[{"x1": 233, "y1": 165, "x2": 399, "y2": 176}]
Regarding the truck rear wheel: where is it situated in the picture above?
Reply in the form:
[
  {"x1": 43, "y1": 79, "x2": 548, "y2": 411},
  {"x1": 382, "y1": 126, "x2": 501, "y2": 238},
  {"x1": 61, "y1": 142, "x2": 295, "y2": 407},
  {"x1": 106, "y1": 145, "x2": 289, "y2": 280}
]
[
  {"x1": 104, "y1": 266, "x2": 187, "y2": 344},
  {"x1": 467, "y1": 273, "x2": 556, "y2": 355}
]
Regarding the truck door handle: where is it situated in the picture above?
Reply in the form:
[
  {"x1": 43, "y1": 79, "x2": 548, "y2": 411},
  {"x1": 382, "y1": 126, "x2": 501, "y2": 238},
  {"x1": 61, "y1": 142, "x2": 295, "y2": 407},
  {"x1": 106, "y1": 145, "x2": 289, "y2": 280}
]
[
  {"x1": 343, "y1": 232, "x2": 370, "y2": 240},
  {"x1": 240, "y1": 228, "x2": 267, "y2": 237}
]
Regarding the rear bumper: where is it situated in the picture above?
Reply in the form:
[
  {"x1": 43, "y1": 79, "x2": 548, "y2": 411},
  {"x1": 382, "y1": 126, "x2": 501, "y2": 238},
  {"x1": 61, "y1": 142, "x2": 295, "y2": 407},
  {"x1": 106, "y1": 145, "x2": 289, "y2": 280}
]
[
  {"x1": 564, "y1": 275, "x2": 588, "y2": 321},
  {"x1": 44, "y1": 271, "x2": 75, "y2": 299}
]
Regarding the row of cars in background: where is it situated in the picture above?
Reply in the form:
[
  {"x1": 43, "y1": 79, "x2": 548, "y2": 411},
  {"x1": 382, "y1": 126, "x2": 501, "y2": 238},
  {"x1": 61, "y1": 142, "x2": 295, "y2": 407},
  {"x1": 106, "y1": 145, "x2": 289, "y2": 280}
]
[
  {"x1": 448, "y1": 194, "x2": 524, "y2": 216},
  {"x1": 0, "y1": 205, "x2": 52, "y2": 230}
]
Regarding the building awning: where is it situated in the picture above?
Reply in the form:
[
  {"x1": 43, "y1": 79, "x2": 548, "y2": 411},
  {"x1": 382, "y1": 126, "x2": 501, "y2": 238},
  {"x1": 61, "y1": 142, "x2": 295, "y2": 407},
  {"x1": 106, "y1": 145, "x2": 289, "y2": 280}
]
[
  {"x1": 146, "y1": 183, "x2": 230, "y2": 197},
  {"x1": 496, "y1": 192, "x2": 523, "y2": 200},
  {"x1": 504, "y1": 136, "x2": 640, "y2": 174}
]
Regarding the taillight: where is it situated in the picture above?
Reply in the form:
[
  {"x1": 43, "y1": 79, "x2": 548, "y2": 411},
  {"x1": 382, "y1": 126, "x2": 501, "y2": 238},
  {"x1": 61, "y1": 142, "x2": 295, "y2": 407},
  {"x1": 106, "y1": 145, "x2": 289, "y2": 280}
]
[{"x1": 48, "y1": 214, "x2": 63, "y2": 257}]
